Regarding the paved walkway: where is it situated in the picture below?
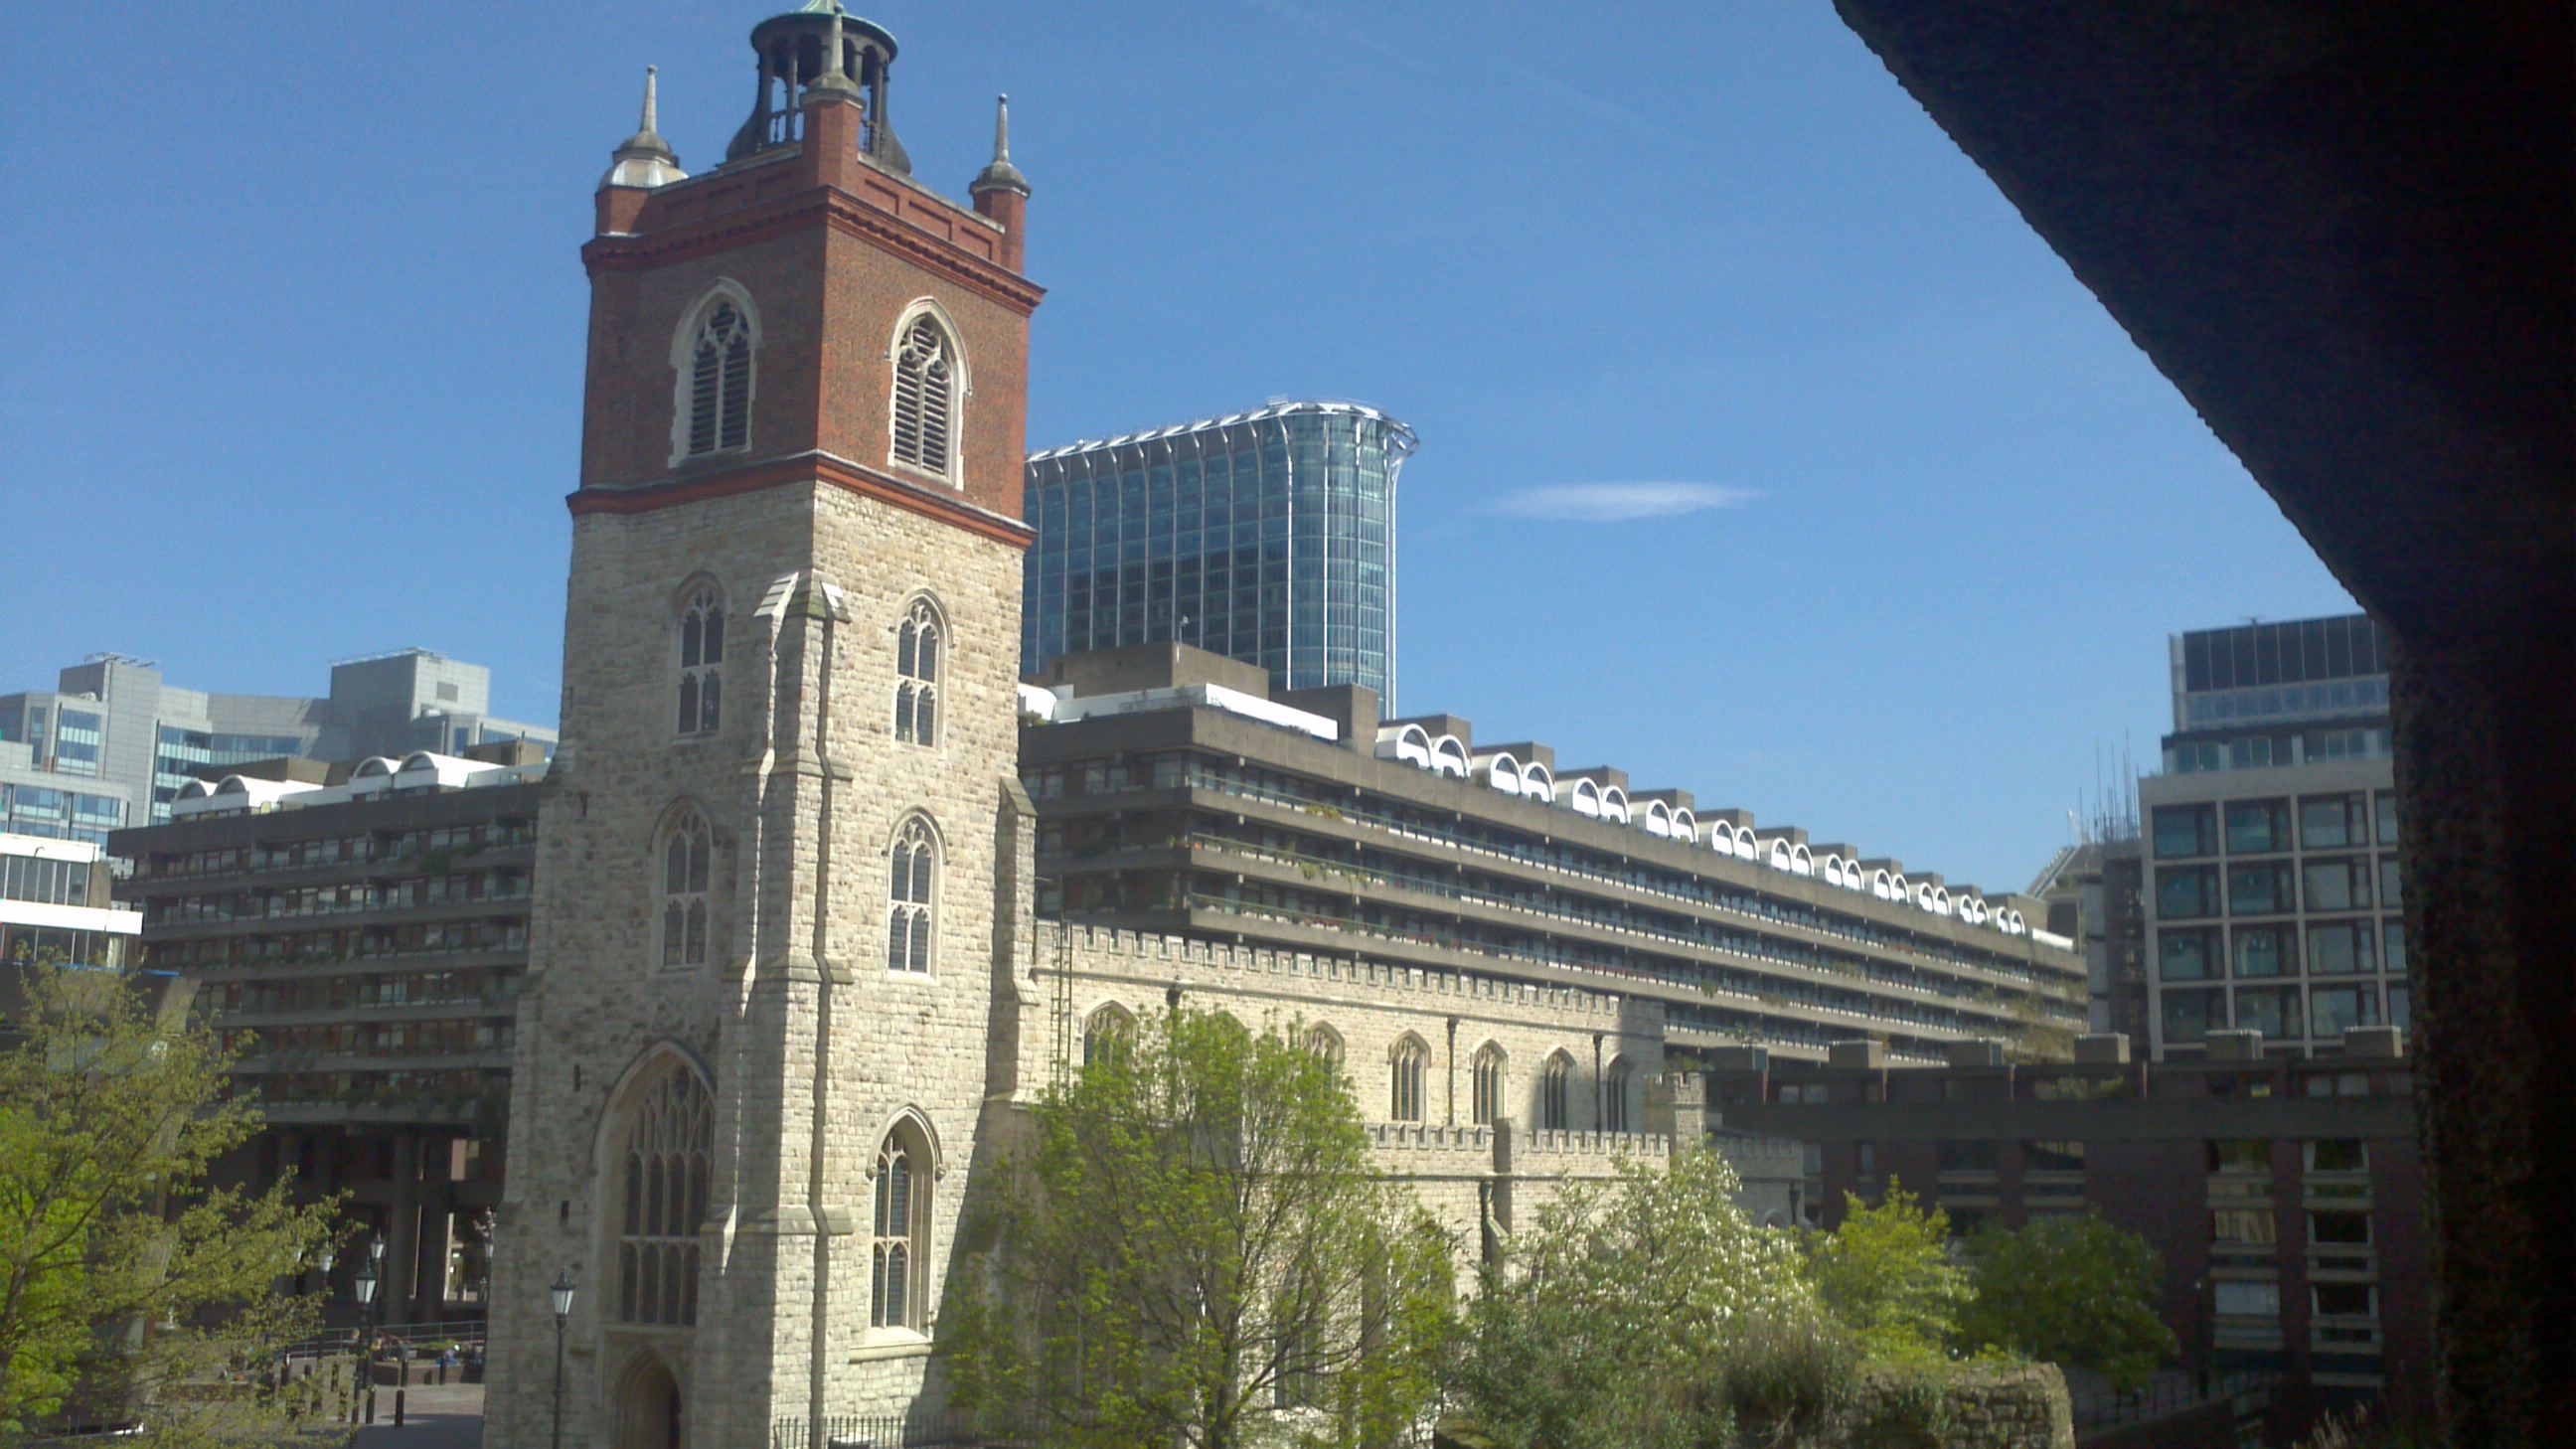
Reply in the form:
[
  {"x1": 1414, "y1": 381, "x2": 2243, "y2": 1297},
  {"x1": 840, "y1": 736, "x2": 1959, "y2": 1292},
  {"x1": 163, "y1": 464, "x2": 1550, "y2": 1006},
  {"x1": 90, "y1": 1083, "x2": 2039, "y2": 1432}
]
[{"x1": 352, "y1": 1381, "x2": 483, "y2": 1449}]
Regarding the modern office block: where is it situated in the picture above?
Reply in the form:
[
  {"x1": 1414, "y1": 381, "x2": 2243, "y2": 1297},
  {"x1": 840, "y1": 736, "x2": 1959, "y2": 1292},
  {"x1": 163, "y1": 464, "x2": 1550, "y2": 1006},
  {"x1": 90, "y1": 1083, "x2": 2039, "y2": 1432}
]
[
  {"x1": 1024, "y1": 402, "x2": 1415, "y2": 711},
  {"x1": 0, "y1": 649, "x2": 555, "y2": 826},
  {"x1": 2138, "y1": 614, "x2": 2405, "y2": 1059},
  {"x1": 0, "y1": 831, "x2": 142, "y2": 969}
]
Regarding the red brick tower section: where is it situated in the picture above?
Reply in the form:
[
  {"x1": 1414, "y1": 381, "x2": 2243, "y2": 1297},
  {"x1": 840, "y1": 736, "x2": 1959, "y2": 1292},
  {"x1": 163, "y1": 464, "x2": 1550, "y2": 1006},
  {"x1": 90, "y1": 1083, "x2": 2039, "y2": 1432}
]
[{"x1": 576, "y1": 9, "x2": 1041, "y2": 534}]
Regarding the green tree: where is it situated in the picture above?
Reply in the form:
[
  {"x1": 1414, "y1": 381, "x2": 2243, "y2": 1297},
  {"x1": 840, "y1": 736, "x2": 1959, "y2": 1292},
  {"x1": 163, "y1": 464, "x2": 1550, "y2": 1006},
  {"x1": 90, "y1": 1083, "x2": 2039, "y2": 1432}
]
[
  {"x1": 1960, "y1": 1211, "x2": 2177, "y2": 1391},
  {"x1": 950, "y1": 1008, "x2": 1454, "y2": 1449},
  {"x1": 1451, "y1": 1150, "x2": 1854, "y2": 1449},
  {"x1": 1802, "y1": 1180, "x2": 1973, "y2": 1367},
  {"x1": 0, "y1": 963, "x2": 343, "y2": 1445}
]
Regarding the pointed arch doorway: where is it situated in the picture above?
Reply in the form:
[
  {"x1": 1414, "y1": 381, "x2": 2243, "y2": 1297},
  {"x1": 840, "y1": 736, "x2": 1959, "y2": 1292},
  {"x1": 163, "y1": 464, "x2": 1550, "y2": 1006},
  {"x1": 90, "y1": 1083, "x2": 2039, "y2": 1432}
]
[{"x1": 613, "y1": 1354, "x2": 684, "y2": 1449}]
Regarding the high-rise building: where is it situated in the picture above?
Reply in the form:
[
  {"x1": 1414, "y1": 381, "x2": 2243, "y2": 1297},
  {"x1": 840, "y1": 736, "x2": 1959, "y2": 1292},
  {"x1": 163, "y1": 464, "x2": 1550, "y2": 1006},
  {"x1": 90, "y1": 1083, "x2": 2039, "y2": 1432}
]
[
  {"x1": 0, "y1": 649, "x2": 556, "y2": 827},
  {"x1": 1023, "y1": 402, "x2": 1414, "y2": 710},
  {"x1": 2138, "y1": 614, "x2": 2406, "y2": 1059}
]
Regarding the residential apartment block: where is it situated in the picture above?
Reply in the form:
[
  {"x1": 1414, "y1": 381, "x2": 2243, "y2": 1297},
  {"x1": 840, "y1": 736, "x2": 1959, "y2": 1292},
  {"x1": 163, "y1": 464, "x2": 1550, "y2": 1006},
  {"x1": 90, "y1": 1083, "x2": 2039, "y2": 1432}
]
[
  {"x1": 109, "y1": 743, "x2": 547, "y2": 1325},
  {"x1": 1020, "y1": 643, "x2": 2086, "y2": 1065},
  {"x1": 1705, "y1": 1028, "x2": 2427, "y2": 1431},
  {"x1": 2139, "y1": 615, "x2": 2405, "y2": 1059}
]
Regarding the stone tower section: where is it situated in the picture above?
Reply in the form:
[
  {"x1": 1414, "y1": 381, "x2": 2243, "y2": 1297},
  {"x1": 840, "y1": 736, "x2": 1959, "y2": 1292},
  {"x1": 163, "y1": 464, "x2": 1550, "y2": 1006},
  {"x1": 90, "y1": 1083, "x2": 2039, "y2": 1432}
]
[{"x1": 486, "y1": 5, "x2": 1041, "y2": 1446}]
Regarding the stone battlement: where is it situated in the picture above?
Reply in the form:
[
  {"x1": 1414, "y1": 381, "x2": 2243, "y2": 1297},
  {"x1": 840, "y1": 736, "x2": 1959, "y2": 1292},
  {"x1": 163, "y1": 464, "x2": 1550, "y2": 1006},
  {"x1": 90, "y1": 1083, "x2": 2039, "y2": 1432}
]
[
  {"x1": 1520, "y1": 1128, "x2": 1674, "y2": 1160},
  {"x1": 1039, "y1": 919, "x2": 1641, "y2": 1024},
  {"x1": 1368, "y1": 1122, "x2": 1498, "y2": 1153}
]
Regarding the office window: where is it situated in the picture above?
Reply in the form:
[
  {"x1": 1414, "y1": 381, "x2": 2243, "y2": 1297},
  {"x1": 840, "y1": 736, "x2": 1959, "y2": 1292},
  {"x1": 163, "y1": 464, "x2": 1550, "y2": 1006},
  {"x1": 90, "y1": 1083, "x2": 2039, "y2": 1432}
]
[
  {"x1": 2231, "y1": 925, "x2": 2295, "y2": 979},
  {"x1": 2153, "y1": 804, "x2": 2217, "y2": 859},
  {"x1": 2382, "y1": 921, "x2": 2407, "y2": 975},
  {"x1": 2301, "y1": 793, "x2": 2367, "y2": 849},
  {"x1": 2388, "y1": 986, "x2": 2411, "y2": 1032},
  {"x1": 2373, "y1": 791, "x2": 2401, "y2": 846},
  {"x1": 2314, "y1": 1283, "x2": 2378, "y2": 1318},
  {"x1": 2311, "y1": 987, "x2": 2379, "y2": 1039},
  {"x1": 2310, "y1": 1209, "x2": 2373, "y2": 1246},
  {"x1": 2303, "y1": 857, "x2": 2371, "y2": 912},
  {"x1": 2225, "y1": 799, "x2": 2290, "y2": 854},
  {"x1": 2165, "y1": 990, "x2": 2218, "y2": 1044},
  {"x1": 2228, "y1": 735, "x2": 2276, "y2": 770},
  {"x1": 2161, "y1": 929, "x2": 2217, "y2": 981},
  {"x1": 2377, "y1": 855, "x2": 2403, "y2": 907},
  {"x1": 2304, "y1": 1140, "x2": 2368, "y2": 1174},
  {"x1": 2158, "y1": 866, "x2": 2220, "y2": 919},
  {"x1": 2235, "y1": 988, "x2": 2302, "y2": 1040},
  {"x1": 2211, "y1": 1207, "x2": 2277, "y2": 1246},
  {"x1": 2307, "y1": 921, "x2": 2377, "y2": 977},
  {"x1": 2227, "y1": 862, "x2": 2295, "y2": 915}
]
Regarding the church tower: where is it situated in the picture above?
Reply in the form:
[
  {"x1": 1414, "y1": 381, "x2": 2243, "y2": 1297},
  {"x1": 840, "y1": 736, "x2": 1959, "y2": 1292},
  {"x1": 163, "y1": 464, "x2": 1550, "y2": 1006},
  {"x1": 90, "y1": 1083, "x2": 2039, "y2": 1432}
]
[{"x1": 486, "y1": 6, "x2": 1041, "y2": 1445}]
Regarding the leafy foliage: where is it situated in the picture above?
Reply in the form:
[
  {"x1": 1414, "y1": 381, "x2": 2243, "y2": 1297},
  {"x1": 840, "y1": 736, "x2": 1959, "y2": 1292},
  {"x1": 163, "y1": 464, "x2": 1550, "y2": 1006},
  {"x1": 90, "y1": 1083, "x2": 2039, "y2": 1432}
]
[
  {"x1": 1451, "y1": 1150, "x2": 1855, "y2": 1449},
  {"x1": 0, "y1": 964, "x2": 344, "y2": 1445},
  {"x1": 1959, "y1": 1210, "x2": 2177, "y2": 1392},
  {"x1": 1801, "y1": 1181, "x2": 1972, "y2": 1367},
  {"x1": 948, "y1": 1008, "x2": 1454, "y2": 1449}
]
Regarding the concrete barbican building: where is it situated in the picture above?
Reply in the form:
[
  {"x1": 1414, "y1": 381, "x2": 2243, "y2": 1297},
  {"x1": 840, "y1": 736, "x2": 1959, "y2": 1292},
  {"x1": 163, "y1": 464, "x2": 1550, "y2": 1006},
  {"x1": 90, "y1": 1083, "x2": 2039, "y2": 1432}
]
[{"x1": 484, "y1": 12, "x2": 1673, "y2": 1447}]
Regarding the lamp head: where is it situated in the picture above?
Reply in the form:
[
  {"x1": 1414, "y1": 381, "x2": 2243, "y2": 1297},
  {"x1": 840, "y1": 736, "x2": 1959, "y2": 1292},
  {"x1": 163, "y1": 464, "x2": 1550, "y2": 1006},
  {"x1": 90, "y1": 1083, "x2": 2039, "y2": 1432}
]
[
  {"x1": 550, "y1": 1267, "x2": 577, "y2": 1321},
  {"x1": 353, "y1": 1262, "x2": 379, "y2": 1307}
]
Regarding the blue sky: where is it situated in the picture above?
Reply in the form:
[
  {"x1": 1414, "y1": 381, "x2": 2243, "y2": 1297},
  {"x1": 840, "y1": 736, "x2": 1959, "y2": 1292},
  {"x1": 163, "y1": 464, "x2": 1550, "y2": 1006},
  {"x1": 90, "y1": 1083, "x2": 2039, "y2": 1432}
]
[{"x1": 0, "y1": 1, "x2": 2353, "y2": 891}]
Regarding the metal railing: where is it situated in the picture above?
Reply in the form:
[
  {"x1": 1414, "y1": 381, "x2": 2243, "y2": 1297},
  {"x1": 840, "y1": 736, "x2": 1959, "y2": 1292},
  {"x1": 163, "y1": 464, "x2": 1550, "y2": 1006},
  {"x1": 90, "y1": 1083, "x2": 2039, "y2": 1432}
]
[{"x1": 770, "y1": 1406, "x2": 1041, "y2": 1449}]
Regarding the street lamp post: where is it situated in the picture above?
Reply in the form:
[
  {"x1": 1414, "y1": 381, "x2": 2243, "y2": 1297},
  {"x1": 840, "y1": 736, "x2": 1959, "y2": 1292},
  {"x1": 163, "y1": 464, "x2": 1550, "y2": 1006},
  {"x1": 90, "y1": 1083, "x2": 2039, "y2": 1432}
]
[
  {"x1": 352, "y1": 1260, "x2": 378, "y2": 1426},
  {"x1": 550, "y1": 1267, "x2": 578, "y2": 1449}
]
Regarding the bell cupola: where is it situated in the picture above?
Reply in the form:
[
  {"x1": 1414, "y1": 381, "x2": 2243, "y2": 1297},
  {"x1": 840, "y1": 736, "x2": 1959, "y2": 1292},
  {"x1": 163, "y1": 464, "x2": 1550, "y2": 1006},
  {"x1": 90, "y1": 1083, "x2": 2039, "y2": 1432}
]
[{"x1": 724, "y1": 1, "x2": 907, "y2": 174}]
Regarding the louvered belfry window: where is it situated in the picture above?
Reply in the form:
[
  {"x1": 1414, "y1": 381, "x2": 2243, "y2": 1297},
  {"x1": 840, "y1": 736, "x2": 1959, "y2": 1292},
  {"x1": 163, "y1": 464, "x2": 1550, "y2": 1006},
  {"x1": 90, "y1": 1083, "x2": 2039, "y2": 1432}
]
[
  {"x1": 890, "y1": 316, "x2": 955, "y2": 475},
  {"x1": 687, "y1": 303, "x2": 752, "y2": 457}
]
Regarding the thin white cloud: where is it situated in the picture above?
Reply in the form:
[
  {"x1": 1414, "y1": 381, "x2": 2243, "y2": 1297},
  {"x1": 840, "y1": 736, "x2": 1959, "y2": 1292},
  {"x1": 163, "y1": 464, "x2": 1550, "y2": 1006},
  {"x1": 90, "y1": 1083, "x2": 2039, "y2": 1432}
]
[{"x1": 1491, "y1": 482, "x2": 1760, "y2": 523}]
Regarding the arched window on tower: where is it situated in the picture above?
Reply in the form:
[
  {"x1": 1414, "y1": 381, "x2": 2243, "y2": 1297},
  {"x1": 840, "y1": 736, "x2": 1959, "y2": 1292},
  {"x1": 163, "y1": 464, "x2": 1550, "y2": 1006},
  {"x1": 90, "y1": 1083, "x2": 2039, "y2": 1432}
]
[
  {"x1": 895, "y1": 599, "x2": 941, "y2": 745},
  {"x1": 886, "y1": 818, "x2": 935, "y2": 974},
  {"x1": 677, "y1": 586, "x2": 724, "y2": 735},
  {"x1": 871, "y1": 1124, "x2": 931, "y2": 1332},
  {"x1": 890, "y1": 314, "x2": 958, "y2": 478},
  {"x1": 1471, "y1": 1043, "x2": 1508, "y2": 1126},
  {"x1": 1605, "y1": 1057, "x2": 1636, "y2": 1134},
  {"x1": 615, "y1": 1063, "x2": 712, "y2": 1327},
  {"x1": 685, "y1": 301, "x2": 753, "y2": 457},
  {"x1": 1389, "y1": 1035, "x2": 1428, "y2": 1123},
  {"x1": 1541, "y1": 1052, "x2": 1573, "y2": 1131},
  {"x1": 658, "y1": 809, "x2": 712, "y2": 969}
]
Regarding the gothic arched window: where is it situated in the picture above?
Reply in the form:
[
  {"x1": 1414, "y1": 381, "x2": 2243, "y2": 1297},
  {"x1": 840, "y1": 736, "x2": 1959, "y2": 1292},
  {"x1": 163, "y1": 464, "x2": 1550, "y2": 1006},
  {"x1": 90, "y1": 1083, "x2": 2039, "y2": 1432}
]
[
  {"x1": 684, "y1": 301, "x2": 753, "y2": 458},
  {"x1": 615, "y1": 1063, "x2": 712, "y2": 1327},
  {"x1": 894, "y1": 598, "x2": 941, "y2": 745},
  {"x1": 658, "y1": 809, "x2": 712, "y2": 970},
  {"x1": 1083, "y1": 1004, "x2": 1135, "y2": 1068},
  {"x1": 872, "y1": 1124, "x2": 930, "y2": 1331},
  {"x1": 1389, "y1": 1034, "x2": 1428, "y2": 1123},
  {"x1": 886, "y1": 818, "x2": 935, "y2": 974},
  {"x1": 1541, "y1": 1052, "x2": 1573, "y2": 1131},
  {"x1": 1605, "y1": 1057, "x2": 1636, "y2": 1134},
  {"x1": 677, "y1": 586, "x2": 724, "y2": 735},
  {"x1": 890, "y1": 314, "x2": 958, "y2": 478},
  {"x1": 1471, "y1": 1044, "x2": 1508, "y2": 1127},
  {"x1": 1304, "y1": 1024, "x2": 1345, "y2": 1067}
]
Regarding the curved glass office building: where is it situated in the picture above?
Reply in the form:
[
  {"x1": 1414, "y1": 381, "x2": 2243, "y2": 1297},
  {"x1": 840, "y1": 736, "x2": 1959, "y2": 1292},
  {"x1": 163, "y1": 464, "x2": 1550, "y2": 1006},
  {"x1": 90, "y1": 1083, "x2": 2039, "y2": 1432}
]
[{"x1": 1023, "y1": 402, "x2": 1415, "y2": 712}]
